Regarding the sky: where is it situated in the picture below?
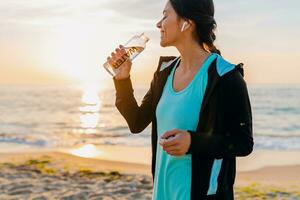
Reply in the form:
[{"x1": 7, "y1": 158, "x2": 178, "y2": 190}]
[{"x1": 0, "y1": 0, "x2": 300, "y2": 87}]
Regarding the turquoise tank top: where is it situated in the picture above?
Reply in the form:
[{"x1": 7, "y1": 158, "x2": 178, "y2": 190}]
[{"x1": 152, "y1": 53, "x2": 218, "y2": 200}]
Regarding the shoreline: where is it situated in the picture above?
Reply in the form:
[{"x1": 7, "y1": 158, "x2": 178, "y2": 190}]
[{"x1": 1, "y1": 142, "x2": 300, "y2": 172}]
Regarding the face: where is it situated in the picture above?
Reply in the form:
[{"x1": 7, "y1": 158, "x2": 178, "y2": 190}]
[{"x1": 156, "y1": 1, "x2": 183, "y2": 47}]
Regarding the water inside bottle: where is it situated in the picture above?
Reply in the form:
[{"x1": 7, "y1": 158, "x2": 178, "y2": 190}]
[
  {"x1": 125, "y1": 46, "x2": 144, "y2": 60},
  {"x1": 111, "y1": 46, "x2": 144, "y2": 69}
]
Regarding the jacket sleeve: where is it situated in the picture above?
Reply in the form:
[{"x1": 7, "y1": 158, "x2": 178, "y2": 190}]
[
  {"x1": 113, "y1": 73, "x2": 157, "y2": 134},
  {"x1": 186, "y1": 69, "x2": 253, "y2": 158}
]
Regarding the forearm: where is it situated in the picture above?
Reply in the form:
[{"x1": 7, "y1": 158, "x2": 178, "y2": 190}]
[
  {"x1": 186, "y1": 126, "x2": 253, "y2": 158},
  {"x1": 113, "y1": 76, "x2": 153, "y2": 133}
]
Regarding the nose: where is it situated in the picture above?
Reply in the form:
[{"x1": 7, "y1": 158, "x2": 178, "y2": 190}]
[{"x1": 156, "y1": 19, "x2": 162, "y2": 29}]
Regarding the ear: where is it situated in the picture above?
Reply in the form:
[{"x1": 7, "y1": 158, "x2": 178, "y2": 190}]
[
  {"x1": 187, "y1": 19, "x2": 195, "y2": 29},
  {"x1": 180, "y1": 20, "x2": 193, "y2": 32},
  {"x1": 181, "y1": 21, "x2": 188, "y2": 32}
]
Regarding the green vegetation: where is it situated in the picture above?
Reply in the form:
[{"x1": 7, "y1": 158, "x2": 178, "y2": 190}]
[{"x1": 235, "y1": 182, "x2": 300, "y2": 199}]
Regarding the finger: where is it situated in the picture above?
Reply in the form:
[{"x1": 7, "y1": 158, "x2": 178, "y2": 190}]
[
  {"x1": 163, "y1": 145, "x2": 180, "y2": 152},
  {"x1": 121, "y1": 50, "x2": 129, "y2": 60},
  {"x1": 121, "y1": 48, "x2": 126, "y2": 54},
  {"x1": 167, "y1": 150, "x2": 181, "y2": 156},
  {"x1": 118, "y1": 45, "x2": 125, "y2": 53},
  {"x1": 115, "y1": 48, "x2": 122, "y2": 57},
  {"x1": 161, "y1": 129, "x2": 180, "y2": 139},
  {"x1": 107, "y1": 56, "x2": 115, "y2": 65},
  {"x1": 159, "y1": 139, "x2": 166, "y2": 146},
  {"x1": 122, "y1": 50, "x2": 127, "y2": 57},
  {"x1": 111, "y1": 52, "x2": 115, "y2": 57},
  {"x1": 163, "y1": 137, "x2": 179, "y2": 148},
  {"x1": 110, "y1": 52, "x2": 118, "y2": 62}
]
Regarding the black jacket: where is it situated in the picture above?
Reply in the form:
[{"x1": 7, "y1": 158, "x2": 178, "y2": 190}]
[{"x1": 113, "y1": 55, "x2": 253, "y2": 200}]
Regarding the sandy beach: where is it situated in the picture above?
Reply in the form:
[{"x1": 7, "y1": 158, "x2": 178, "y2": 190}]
[{"x1": 0, "y1": 146, "x2": 300, "y2": 200}]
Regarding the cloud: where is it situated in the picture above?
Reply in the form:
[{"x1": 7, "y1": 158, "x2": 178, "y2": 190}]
[
  {"x1": 0, "y1": 1, "x2": 70, "y2": 20},
  {"x1": 0, "y1": 1, "x2": 106, "y2": 28},
  {"x1": 99, "y1": 0, "x2": 165, "y2": 20},
  {"x1": 0, "y1": 0, "x2": 300, "y2": 84}
]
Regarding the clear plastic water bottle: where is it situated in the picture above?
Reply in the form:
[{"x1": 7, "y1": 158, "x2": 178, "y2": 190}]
[{"x1": 103, "y1": 33, "x2": 150, "y2": 77}]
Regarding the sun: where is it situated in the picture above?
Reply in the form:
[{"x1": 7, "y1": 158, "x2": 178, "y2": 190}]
[
  {"x1": 38, "y1": 20, "x2": 117, "y2": 86},
  {"x1": 70, "y1": 144, "x2": 103, "y2": 158},
  {"x1": 55, "y1": 24, "x2": 99, "y2": 81}
]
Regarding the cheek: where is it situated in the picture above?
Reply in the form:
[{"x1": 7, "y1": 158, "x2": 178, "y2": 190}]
[
  {"x1": 161, "y1": 21, "x2": 166, "y2": 31},
  {"x1": 163, "y1": 19, "x2": 179, "y2": 34},
  {"x1": 161, "y1": 18, "x2": 171, "y2": 29},
  {"x1": 161, "y1": 21, "x2": 171, "y2": 37}
]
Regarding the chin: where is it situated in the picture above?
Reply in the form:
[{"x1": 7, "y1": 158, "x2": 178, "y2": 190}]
[
  {"x1": 160, "y1": 40, "x2": 169, "y2": 47},
  {"x1": 160, "y1": 43, "x2": 166, "y2": 47}
]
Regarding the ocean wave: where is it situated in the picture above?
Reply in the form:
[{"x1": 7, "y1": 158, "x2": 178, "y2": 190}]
[
  {"x1": 0, "y1": 133, "x2": 47, "y2": 146},
  {"x1": 1, "y1": 133, "x2": 300, "y2": 150},
  {"x1": 0, "y1": 132, "x2": 150, "y2": 148},
  {"x1": 254, "y1": 135, "x2": 300, "y2": 150}
]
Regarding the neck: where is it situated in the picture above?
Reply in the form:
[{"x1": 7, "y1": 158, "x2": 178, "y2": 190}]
[{"x1": 175, "y1": 36, "x2": 210, "y2": 72}]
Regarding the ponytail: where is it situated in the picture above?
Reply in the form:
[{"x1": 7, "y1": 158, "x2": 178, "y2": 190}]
[{"x1": 170, "y1": 0, "x2": 221, "y2": 55}]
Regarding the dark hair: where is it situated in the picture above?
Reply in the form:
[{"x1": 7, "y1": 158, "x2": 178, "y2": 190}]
[{"x1": 169, "y1": 0, "x2": 221, "y2": 55}]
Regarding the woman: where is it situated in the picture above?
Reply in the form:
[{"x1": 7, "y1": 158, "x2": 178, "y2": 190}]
[{"x1": 106, "y1": 0, "x2": 253, "y2": 199}]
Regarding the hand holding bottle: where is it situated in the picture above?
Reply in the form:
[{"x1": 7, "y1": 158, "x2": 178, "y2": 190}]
[
  {"x1": 106, "y1": 45, "x2": 132, "y2": 80},
  {"x1": 103, "y1": 33, "x2": 149, "y2": 78}
]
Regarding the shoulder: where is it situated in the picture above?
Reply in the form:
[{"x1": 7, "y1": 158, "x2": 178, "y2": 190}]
[
  {"x1": 213, "y1": 54, "x2": 244, "y2": 82},
  {"x1": 214, "y1": 55, "x2": 247, "y2": 92},
  {"x1": 214, "y1": 54, "x2": 238, "y2": 77},
  {"x1": 218, "y1": 65, "x2": 248, "y2": 101}
]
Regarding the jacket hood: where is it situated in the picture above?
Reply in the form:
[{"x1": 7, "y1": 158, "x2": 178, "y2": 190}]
[{"x1": 215, "y1": 54, "x2": 236, "y2": 77}]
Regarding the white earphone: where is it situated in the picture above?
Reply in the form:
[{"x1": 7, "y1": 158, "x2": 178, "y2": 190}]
[{"x1": 181, "y1": 21, "x2": 188, "y2": 32}]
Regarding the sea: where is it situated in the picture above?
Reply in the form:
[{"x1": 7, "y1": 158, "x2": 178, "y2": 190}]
[{"x1": 0, "y1": 84, "x2": 300, "y2": 151}]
